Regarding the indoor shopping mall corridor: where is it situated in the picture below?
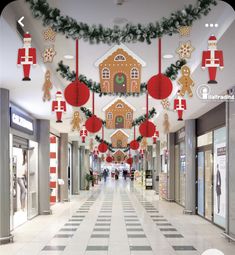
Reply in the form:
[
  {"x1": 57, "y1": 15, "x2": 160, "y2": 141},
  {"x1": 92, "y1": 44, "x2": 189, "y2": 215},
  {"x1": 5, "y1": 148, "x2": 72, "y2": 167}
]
[{"x1": 0, "y1": 178, "x2": 234, "y2": 255}]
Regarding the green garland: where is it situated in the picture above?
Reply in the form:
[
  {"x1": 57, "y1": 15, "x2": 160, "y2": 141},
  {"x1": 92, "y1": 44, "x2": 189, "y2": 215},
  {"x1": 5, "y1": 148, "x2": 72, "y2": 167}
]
[
  {"x1": 80, "y1": 107, "x2": 106, "y2": 125},
  {"x1": 80, "y1": 107, "x2": 156, "y2": 127},
  {"x1": 57, "y1": 59, "x2": 186, "y2": 97},
  {"x1": 132, "y1": 108, "x2": 156, "y2": 126},
  {"x1": 95, "y1": 136, "x2": 115, "y2": 152},
  {"x1": 25, "y1": 0, "x2": 216, "y2": 44}
]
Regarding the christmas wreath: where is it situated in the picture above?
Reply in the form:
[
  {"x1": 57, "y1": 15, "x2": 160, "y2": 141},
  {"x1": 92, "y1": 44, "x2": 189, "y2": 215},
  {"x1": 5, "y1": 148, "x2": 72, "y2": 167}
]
[{"x1": 26, "y1": 0, "x2": 216, "y2": 44}]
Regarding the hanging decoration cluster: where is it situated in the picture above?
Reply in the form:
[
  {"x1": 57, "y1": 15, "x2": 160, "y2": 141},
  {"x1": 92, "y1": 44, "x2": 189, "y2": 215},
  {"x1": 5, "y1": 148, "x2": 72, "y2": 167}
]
[
  {"x1": 57, "y1": 59, "x2": 186, "y2": 97},
  {"x1": 26, "y1": 0, "x2": 216, "y2": 44}
]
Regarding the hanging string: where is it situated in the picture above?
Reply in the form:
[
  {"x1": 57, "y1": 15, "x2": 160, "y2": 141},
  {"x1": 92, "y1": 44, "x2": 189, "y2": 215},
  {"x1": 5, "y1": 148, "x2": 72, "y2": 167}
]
[
  {"x1": 92, "y1": 92, "x2": 95, "y2": 115},
  {"x1": 158, "y1": 37, "x2": 162, "y2": 74},
  {"x1": 102, "y1": 125, "x2": 104, "y2": 140},
  {"x1": 76, "y1": 39, "x2": 79, "y2": 81},
  {"x1": 134, "y1": 126, "x2": 136, "y2": 140},
  {"x1": 146, "y1": 91, "x2": 149, "y2": 119}
]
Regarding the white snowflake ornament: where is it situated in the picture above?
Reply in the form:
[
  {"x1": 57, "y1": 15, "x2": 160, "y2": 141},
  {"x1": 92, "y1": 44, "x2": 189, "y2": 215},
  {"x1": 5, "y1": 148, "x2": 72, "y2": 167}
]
[
  {"x1": 43, "y1": 27, "x2": 56, "y2": 42},
  {"x1": 176, "y1": 41, "x2": 194, "y2": 59},
  {"x1": 42, "y1": 45, "x2": 56, "y2": 63}
]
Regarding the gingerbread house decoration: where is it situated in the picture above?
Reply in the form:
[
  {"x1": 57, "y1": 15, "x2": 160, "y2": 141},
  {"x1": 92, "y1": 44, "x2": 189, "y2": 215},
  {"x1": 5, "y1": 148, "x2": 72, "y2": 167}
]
[
  {"x1": 113, "y1": 150, "x2": 127, "y2": 163},
  {"x1": 103, "y1": 98, "x2": 135, "y2": 129},
  {"x1": 95, "y1": 44, "x2": 146, "y2": 94},
  {"x1": 111, "y1": 129, "x2": 129, "y2": 148}
]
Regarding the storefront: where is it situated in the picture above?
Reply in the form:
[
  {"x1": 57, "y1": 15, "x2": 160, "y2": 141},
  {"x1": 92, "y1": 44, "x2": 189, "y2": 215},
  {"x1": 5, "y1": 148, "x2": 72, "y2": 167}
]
[
  {"x1": 174, "y1": 127, "x2": 186, "y2": 207},
  {"x1": 196, "y1": 103, "x2": 226, "y2": 228},
  {"x1": 9, "y1": 104, "x2": 39, "y2": 230}
]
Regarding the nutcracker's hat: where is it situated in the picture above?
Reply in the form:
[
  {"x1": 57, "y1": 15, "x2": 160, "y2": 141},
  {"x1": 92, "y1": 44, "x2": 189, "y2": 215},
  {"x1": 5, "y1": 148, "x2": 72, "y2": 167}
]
[
  {"x1": 23, "y1": 32, "x2": 32, "y2": 40},
  {"x1": 56, "y1": 91, "x2": 62, "y2": 95},
  {"x1": 208, "y1": 35, "x2": 217, "y2": 42}
]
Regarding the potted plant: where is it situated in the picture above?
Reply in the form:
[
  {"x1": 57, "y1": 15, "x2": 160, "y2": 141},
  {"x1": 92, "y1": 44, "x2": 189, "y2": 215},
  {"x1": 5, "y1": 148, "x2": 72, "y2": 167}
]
[{"x1": 85, "y1": 173, "x2": 92, "y2": 190}]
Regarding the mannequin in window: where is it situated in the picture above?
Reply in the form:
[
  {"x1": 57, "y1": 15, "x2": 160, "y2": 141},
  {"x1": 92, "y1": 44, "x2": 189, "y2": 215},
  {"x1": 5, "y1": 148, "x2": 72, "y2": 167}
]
[
  {"x1": 216, "y1": 164, "x2": 221, "y2": 214},
  {"x1": 17, "y1": 149, "x2": 27, "y2": 211}
]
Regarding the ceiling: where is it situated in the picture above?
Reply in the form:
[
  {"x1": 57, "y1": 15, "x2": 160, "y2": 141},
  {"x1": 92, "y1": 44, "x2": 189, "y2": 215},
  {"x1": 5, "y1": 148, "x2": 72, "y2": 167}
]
[{"x1": 0, "y1": 0, "x2": 235, "y2": 149}]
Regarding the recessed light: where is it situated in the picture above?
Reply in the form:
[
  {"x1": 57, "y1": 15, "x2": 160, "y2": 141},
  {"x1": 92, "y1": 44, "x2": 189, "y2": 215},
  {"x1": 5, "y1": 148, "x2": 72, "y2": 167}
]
[
  {"x1": 210, "y1": 23, "x2": 214, "y2": 27},
  {"x1": 163, "y1": 54, "x2": 174, "y2": 59},
  {"x1": 214, "y1": 23, "x2": 219, "y2": 27},
  {"x1": 64, "y1": 55, "x2": 74, "y2": 60},
  {"x1": 205, "y1": 23, "x2": 209, "y2": 27}
]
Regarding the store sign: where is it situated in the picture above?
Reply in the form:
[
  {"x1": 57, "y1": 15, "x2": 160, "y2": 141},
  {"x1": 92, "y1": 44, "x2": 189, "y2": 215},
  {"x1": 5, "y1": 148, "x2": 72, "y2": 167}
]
[
  {"x1": 10, "y1": 107, "x2": 34, "y2": 135},
  {"x1": 176, "y1": 127, "x2": 185, "y2": 143}
]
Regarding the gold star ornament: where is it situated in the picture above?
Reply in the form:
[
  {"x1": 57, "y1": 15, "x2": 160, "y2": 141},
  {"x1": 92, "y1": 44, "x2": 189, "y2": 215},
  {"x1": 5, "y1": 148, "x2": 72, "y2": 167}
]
[
  {"x1": 178, "y1": 26, "x2": 191, "y2": 37},
  {"x1": 176, "y1": 41, "x2": 194, "y2": 59}
]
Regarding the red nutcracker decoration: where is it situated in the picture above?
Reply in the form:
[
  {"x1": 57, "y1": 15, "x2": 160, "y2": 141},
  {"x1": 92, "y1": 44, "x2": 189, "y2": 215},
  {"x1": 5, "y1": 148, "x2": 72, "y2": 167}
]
[
  {"x1": 202, "y1": 35, "x2": 224, "y2": 84},
  {"x1": 52, "y1": 91, "x2": 66, "y2": 123},
  {"x1": 174, "y1": 90, "x2": 186, "y2": 121},
  {"x1": 80, "y1": 125, "x2": 88, "y2": 143},
  {"x1": 17, "y1": 32, "x2": 37, "y2": 81},
  {"x1": 152, "y1": 129, "x2": 159, "y2": 144}
]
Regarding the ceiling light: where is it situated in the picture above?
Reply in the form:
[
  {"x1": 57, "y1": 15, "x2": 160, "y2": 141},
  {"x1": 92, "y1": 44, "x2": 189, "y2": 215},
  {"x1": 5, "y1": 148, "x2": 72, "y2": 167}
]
[
  {"x1": 64, "y1": 55, "x2": 74, "y2": 60},
  {"x1": 205, "y1": 23, "x2": 209, "y2": 27},
  {"x1": 163, "y1": 54, "x2": 174, "y2": 59},
  {"x1": 214, "y1": 23, "x2": 219, "y2": 27},
  {"x1": 210, "y1": 23, "x2": 214, "y2": 27}
]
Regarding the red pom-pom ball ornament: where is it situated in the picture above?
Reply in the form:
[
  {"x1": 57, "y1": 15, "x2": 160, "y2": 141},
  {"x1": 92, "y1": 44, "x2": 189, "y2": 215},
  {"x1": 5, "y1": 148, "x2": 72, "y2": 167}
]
[{"x1": 98, "y1": 142, "x2": 108, "y2": 153}]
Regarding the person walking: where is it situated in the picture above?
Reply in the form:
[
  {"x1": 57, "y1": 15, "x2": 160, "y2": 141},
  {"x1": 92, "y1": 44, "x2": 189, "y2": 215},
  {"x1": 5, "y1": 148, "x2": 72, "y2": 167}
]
[
  {"x1": 103, "y1": 168, "x2": 108, "y2": 182},
  {"x1": 115, "y1": 169, "x2": 119, "y2": 180},
  {"x1": 123, "y1": 169, "x2": 128, "y2": 180}
]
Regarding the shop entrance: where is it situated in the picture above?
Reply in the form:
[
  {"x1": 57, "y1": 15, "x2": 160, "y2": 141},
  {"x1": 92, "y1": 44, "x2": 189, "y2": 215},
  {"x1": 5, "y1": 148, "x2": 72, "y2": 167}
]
[
  {"x1": 196, "y1": 145, "x2": 213, "y2": 221},
  {"x1": 10, "y1": 135, "x2": 38, "y2": 229}
]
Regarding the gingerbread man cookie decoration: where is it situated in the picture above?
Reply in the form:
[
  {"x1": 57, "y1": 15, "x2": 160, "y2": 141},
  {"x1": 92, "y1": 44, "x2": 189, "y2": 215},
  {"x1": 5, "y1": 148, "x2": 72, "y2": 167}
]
[
  {"x1": 71, "y1": 111, "x2": 81, "y2": 132},
  {"x1": 42, "y1": 70, "x2": 53, "y2": 101},
  {"x1": 177, "y1": 65, "x2": 194, "y2": 97}
]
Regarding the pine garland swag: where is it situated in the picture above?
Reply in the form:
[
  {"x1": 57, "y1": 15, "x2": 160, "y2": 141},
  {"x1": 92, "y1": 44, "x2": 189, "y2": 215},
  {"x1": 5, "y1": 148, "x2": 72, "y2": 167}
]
[
  {"x1": 26, "y1": 0, "x2": 217, "y2": 44},
  {"x1": 57, "y1": 59, "x2": 186, "y2": 97}
]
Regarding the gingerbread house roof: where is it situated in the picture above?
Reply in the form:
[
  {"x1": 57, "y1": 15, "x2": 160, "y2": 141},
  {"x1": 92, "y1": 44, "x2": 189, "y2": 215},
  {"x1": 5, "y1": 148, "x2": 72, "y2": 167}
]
[
  {"x1": 103, "y1": 98, "x2": 136, "y2": 112},
  {"x1": 94, "y1": 43, "x2": 146, "y2": 67},
  {"x1": 110, "y1": 129, "x2": 129, "y2": 138},
  {"x1": 113, "y1": 150, "x2": 126, "y2": 157}
]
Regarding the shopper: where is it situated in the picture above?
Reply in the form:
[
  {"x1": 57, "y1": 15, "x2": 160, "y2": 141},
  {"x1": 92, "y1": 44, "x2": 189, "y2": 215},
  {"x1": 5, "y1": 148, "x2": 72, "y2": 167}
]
[
  {"x1": 123, "y1": 169, "x2": 128, "y2": 180},
  {"x1": 89, "y1": 168, "x2": 94, "y2": 187},
  {"x1": 103, "y1": 168, "x2": 108, "y2": 182},
  {"x1": 115, "y1": 169, "x2": 119, "y2": 180}
]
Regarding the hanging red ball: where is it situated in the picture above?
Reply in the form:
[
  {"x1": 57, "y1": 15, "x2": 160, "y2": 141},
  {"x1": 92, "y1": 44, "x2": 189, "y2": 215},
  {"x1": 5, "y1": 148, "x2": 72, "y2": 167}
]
[
  {"x1": 147, "y1": 73, "x2": 173, "y2": 100},
  {"x1": 106, "y1": 155, "x2": 113, "y2": 163},
  {"x1": 139, "y1": 120, "x2": 156, "y2": 137},
  {"x1": 130, "y1": 140, "x2": 140, "y2": 150},
  {"x1": 98, "y1": 142, "x2": 108, "y2": 153},
  {"x1": 64, "y1": 81, "x2": 90, "y2": 106},
  {"x1": 126, "y1": 157, "x2": 133, "y2": 165},
  {"x1": 85, "y1": 115, "x2": 102, "y2": 133}
]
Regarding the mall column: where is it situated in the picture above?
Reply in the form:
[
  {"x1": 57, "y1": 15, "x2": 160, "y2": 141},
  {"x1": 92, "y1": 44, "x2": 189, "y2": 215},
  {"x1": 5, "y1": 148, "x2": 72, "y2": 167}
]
[
  {"x1": 226, "y1": 100, "x2": 235, "y2": 239},
  {"x1": 38, "y1": 119, "x2": 51, "y2": 214},
  {"x1": 0, "y1": 88, "x2": 12, "y2": 244},
  {"x1": 184, "y1": 119, "x2": 196, "y2": 214},
  {"x1": 154, "y1": 141, "x2": 161, "y2": 194},
  {"x1": 72, "y1": 141, "x2": 79, "y2": 194},
  {"x1": 58, "y1": 133, "x2": 68, "y2": 201},
  {"x1": 167, "y1": 133, "x2": 175, "y2": 201},
  {"x1": 79, "y1": 146, "x2": 86, "y2": 190}
]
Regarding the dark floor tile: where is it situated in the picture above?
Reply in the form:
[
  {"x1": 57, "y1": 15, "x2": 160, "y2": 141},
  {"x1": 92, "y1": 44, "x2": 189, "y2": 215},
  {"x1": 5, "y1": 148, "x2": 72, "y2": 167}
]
[
  {"x1": 60, "y1": 228, "x2": 77, "y2": 231},
  {"x1": 124, "y1": 215, "x2": 137, "y2": 218},
  {"x1": 130, "y1": 246, "x2": 152, "y2": 251},
  {"x1": 42, "y1": 246, "x2": 66, "y2": 251},
  {"x1": 151, "y1": 215, "x2": 164, "y2": 218},
  {"x1": 156, "y1": 223, "x2": 172, "y2": 226},
  {"x1": 154, "y1": 219, "x2": 168, "y2": 222},
  {"x1": 72, "y1": 215, "x2": 85, "y2": 218},
  {"x1": 93, "y1": 228, "x2": 110, "y2": 231},
  {"x1": 164, "y1": 234, "x2": 184, "y2": 238},
  {"x1": 172, "y1": 246, "x2": 196, "y2": 251},
  {"x1": 126, "y1": 228, "x2": 143, "y2": 231},
  {"x1": 54, "y1": 234, "x2": 73, "y2": 238},
  {"x1": 91, "y1": 234, "x2": 110, "y2": 238},
  {"x1": 96, "y1": 219, "x2": 111, "y2": 222},
  {"x1": 128, "y1": 234, "x2": 146, "y2": 238},
  {"x1": 64, "y1": 223, "x2": 80, "y2": 226},
  {"x1": 126, "y1": 223, "x2": 141, "y2": 226},
  {"x1": 86, "y1": 246, "x2": 108, "y2": 251},
  {"x1": 95, "y1": 223, "x2": 111, "y2": 226},
  {"x1": 125, "y1": 219, "x2": 139, "y2": 222},
  {"x1": 159, "y1": 228, "x2": 177, "y2": 232},
  {"x1": 69, "y1": 219, "x2": 83, "y2": 222}
]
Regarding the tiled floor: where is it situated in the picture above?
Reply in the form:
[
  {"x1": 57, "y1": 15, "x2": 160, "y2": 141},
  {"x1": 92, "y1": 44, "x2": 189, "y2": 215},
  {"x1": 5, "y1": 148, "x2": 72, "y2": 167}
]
[{"x1": 1, "y1": 178, "x2": 235, "y2": 255}]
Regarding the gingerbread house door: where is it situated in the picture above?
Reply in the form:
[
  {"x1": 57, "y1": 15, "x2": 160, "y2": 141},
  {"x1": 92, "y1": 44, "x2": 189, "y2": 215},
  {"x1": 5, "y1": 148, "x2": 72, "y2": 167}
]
[
  {"x1": 115, "y1": 116, "x2": 124, "y2": 128},
  {"x1": 114, "y1": 73, "x2": 127, "y2": 93},
  {"x1": 117, "y1": 140, "x2": 122, "y2": 147}
]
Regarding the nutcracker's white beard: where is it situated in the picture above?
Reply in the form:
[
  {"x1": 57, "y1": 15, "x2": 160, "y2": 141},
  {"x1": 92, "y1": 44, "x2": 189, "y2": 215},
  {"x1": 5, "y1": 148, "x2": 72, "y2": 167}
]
[
  {"x1": 24, "y1": 42, "x2": 31, "y2": 48},
  {"x1": 208, "y1": 45, "x2": 217, "y2": 50}
]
